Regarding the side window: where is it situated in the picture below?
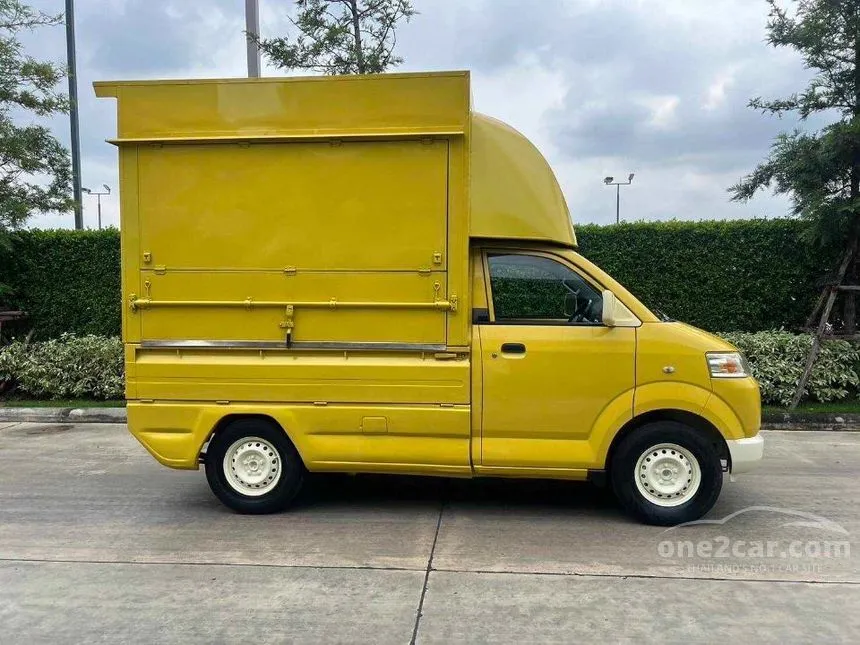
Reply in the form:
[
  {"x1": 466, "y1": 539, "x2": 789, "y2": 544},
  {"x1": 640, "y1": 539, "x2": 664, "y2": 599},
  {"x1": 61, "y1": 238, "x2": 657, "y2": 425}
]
[{"x1": 487, "y1": 253, "x2": 603, "y2": 324}]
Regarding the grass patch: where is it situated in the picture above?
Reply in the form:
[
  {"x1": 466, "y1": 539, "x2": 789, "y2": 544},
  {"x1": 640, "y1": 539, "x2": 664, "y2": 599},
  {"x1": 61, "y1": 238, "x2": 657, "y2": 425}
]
[
  {"x1": 0, "y1": 397, "x2": 125, "y2": 408},
  {"x1": 764, "y1": 401, "x2": 860, "y2": 415}
]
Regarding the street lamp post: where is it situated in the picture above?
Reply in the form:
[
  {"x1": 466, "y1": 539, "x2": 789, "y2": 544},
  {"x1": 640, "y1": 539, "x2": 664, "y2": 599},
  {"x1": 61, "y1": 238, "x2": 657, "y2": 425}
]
[
  {"x1": 245, "y1": 0, "x2": 261, "y2": 78},
  {"x1": 82, "y1": 184, "x2": 111, "y2": 230},
  {"x1": 603, "y1": 173, "x2": 635, "y2": 224}
]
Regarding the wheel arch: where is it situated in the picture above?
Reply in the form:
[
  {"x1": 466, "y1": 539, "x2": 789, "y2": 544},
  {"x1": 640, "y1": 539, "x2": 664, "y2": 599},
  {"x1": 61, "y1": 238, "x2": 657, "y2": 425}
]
[
  {"x1": 199, "y1": 413, "x2": 306, "y2": 465},
  {"x1": 605, "y1": 409, "x2": 730, "y2": 475}
]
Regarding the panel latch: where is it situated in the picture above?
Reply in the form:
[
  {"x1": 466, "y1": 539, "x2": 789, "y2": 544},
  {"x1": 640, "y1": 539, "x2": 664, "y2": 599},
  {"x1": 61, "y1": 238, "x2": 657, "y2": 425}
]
[{"x1": 279, "y1": 304, "x2": 295, "y2": 347}]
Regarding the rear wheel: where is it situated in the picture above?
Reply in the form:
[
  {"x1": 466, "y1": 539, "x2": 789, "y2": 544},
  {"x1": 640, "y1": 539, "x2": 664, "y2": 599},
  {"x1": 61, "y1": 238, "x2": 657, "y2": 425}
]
[
  {"x1": 609, "y1": 421, "x2": 723, "y2": 526},
  {"x1": 204, "y1": 418, "x2": 304, "y2": 514}
]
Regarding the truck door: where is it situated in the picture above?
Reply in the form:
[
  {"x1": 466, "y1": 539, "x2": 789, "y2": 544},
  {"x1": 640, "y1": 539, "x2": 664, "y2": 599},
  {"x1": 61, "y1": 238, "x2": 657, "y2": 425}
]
[{"x1": 477, "y1": 250, "x2": 635, "y2": 470}]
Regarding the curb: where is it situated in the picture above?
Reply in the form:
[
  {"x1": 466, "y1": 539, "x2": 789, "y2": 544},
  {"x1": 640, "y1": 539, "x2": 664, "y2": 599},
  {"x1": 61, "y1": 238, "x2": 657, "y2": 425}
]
[
  {"x1": 0, "y1": 407, "x2": 127, "y2": 424},
  {"x1": 761, "y1": 412, "x2": 860, "y2": 432}
]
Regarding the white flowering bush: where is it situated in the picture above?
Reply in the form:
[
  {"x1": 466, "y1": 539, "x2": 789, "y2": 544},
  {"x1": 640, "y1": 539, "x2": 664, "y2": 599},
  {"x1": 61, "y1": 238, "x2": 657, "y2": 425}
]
[
  {"x1": 0, "y1": 334, "x2": 123, "y2": 400},
  {"x1": 719, "y1": 331, "x2": 860, "y2": 407}
]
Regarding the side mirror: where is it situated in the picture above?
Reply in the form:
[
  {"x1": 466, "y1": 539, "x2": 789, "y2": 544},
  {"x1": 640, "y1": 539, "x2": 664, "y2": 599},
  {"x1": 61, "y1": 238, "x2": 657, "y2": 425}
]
[
  {"x1": 602, "y1": 290, "x2": 617, "y2": 327},
  {"x1": 564, "y1": 292, "x2": 577, "y2": 318}
]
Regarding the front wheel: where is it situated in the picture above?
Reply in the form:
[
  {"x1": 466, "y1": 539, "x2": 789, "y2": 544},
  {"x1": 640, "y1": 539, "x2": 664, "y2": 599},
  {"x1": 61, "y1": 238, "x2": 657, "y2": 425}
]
[
  {"x1": 609, "y1": 422, "x2": 723, "y2": 526},
  {"x1": 204, "y1": 418, "x2": 305, "y2": 514}
]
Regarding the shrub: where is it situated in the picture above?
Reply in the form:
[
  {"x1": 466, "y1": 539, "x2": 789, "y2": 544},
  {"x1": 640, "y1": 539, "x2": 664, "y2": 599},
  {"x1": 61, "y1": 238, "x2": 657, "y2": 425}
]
[
  {"x1": 0, "y1": 228, "x2": 122, "y2": 339},
  {"x1": 720, "y1": 331, "x2": 860, "y2": 406},
  {"x1": 578, "y1": 219, "x2": 838, "y2": 332},
  {"x1": 0, "y1": 334, "x2": 123, "y2": 400}
]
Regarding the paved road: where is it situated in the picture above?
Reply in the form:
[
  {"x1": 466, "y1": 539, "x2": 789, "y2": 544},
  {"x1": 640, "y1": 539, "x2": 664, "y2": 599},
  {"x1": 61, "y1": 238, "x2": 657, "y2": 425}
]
[{"x1": 1, "y1": 423, "x2": 859, "y2": 643}]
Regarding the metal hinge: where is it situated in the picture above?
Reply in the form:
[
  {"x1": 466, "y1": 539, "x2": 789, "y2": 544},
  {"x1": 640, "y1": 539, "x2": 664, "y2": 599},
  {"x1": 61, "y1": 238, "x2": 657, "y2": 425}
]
[
  {"x1": 283, "y1": 266, "x2": 297, "y2": 276},
  {"x1": 418, "y1": 267, "x2": 432, "y2": 276},
  {"x1": 434, "y1": 352, "x2": 460, "y2": 361},
  {"x1": 154, "y1": 265, "x2": 166, "y2": 275}
]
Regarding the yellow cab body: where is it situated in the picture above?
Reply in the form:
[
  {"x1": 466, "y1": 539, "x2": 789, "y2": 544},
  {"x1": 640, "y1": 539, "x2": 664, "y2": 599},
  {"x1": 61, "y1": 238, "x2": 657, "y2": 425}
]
[{"x1": 95, "y1": 71, "x2": 762, "y2": 484}]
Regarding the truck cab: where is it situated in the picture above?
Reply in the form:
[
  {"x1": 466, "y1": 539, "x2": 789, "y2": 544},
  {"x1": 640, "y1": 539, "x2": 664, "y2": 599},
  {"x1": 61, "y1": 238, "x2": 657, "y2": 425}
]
[{"x1": 96, "y1": 71, "x2": 762, "y2": 526}]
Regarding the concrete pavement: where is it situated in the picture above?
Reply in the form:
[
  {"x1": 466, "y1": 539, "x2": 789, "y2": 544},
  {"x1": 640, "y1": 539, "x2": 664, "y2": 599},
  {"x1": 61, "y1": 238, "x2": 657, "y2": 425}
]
[{"x1": 0, "y1": 423, "x2": 858, "y2": 643}]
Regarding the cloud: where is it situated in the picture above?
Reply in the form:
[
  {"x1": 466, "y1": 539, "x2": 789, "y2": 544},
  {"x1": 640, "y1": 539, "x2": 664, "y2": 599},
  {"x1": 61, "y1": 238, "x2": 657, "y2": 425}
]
[{"x1": 20, "y1": 0, "x2": 818, "y2": 229}]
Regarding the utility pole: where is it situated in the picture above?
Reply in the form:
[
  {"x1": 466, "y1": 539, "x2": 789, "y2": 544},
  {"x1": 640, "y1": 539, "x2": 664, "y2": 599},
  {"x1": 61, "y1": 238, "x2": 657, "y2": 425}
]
[
  {"x1": 603, "y1": 173, "x2": 635, "y2": 224},
  {"x1": 245, "y1": 0, "x2": 262, "y2": 78},
  {"x1": 65, "y1": 0, "x2": 83, "y2": 229}
]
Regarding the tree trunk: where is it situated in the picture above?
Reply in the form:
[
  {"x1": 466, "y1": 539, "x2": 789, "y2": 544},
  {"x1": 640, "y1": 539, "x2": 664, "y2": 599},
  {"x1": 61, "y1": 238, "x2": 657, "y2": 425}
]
[{"x1": 348, "y1": 0, "x2": 365, "y2": 73}]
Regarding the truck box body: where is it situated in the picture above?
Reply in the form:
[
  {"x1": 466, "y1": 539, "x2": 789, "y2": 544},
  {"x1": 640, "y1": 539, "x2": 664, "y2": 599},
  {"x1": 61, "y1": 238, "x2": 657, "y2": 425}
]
[{"x1": 97, "y1": 73, "x2": 475, "y2": 410}]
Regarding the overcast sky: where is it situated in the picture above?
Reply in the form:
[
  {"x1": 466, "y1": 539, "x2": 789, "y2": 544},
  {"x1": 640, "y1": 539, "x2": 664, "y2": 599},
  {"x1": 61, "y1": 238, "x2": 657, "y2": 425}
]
[{"x1": 22, "y1": 0, "x2": 811, "y2": 230}]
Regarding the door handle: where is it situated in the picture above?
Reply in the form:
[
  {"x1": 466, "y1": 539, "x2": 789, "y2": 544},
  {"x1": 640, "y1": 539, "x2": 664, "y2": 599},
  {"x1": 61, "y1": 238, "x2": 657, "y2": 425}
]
[{"x1": 500, "y1": 342, "x2": 526, "y2": 355}]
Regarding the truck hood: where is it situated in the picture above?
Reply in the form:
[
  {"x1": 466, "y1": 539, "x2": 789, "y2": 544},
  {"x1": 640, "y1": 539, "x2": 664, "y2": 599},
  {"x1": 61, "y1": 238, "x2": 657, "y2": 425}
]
[{"x1": 668, "y1": 322, "x2": 737, "y2": 353}]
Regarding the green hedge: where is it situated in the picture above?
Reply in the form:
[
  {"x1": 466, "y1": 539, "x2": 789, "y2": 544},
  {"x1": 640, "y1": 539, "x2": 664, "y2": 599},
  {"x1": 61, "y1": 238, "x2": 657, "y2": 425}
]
[
  {"x1": 0, "y1": 229, "x2": 122, "y2": 339},
  {"x1": 0, "y1": 219, "x2": 841, "y2": 338},
  {"x1": 577, "y1": 219, "x2": 837, "y2": 332}
]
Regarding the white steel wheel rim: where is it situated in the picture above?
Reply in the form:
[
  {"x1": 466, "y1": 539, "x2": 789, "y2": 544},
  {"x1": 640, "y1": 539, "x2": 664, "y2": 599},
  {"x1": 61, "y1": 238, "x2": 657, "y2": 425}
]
[
  {"x1": 223, "y1": 437, "x2": 283, "y2": 497},
  {"x1": 634, "y1": 443, "x2": 701, "y2": 507}
]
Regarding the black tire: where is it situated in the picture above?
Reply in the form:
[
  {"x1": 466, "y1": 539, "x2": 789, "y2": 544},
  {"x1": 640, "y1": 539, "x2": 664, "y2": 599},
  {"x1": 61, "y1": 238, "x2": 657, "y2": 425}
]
[
  {"x1": 609, "y1": 421, "x2": 723, "y2": 526},
  {"x1": 204, "y1": 418, "x2": 305, "y2": 514}
]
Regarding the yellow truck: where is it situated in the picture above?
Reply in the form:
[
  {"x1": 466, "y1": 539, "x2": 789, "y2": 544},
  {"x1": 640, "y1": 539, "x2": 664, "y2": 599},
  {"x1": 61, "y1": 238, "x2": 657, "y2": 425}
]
[{"x1": 95, "y1": 71, "x2": 763, "y2": 526}]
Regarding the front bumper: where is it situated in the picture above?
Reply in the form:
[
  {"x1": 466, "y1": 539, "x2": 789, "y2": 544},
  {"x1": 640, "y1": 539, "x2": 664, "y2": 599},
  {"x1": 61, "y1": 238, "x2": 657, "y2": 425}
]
[{"x1": 726, "y1": 434, "x2": 764, "y2": 474}]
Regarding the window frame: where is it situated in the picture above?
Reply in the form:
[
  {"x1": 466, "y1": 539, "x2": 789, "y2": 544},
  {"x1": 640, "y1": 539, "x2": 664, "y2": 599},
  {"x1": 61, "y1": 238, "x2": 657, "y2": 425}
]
[{"x1": 480, "y1": 249, "x2": 607, "y2": 327}]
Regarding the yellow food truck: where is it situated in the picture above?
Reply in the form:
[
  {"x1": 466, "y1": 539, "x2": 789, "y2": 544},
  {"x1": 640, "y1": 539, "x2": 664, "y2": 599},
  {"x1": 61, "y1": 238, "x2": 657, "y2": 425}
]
[{"x1": 96, "y1": 71, "x2": 762, "y2": 525}]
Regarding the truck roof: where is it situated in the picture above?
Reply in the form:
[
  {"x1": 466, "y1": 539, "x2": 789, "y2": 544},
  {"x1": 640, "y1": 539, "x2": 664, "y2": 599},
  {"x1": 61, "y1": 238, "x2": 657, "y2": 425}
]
[{"x1": 95, "y1": 71, "x2": 575, "y2": 248}]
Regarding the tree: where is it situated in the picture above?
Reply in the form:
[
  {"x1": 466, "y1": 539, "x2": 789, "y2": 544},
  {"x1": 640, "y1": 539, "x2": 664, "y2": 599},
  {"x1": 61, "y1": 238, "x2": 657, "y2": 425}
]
[
  {"x1": 259, "y1": 0, "x2": 416, "y2": 75},
  {"x1": 731, "y1": 1, "x2": 860, "y2": 406},
  {"x1": 0, "y1": 0, "x2": 71, "y2": 233},
  {"x1": 731, "y1": 1, "x2": 860, "y2": 246}
]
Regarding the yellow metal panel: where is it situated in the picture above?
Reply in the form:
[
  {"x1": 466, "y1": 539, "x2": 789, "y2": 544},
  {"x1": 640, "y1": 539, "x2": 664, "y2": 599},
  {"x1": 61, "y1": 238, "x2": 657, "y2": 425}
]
[
  {"x1": 94, "y1": 72, "x2": 470, "y2": 141},
  {"x1": 137, "y1": 140, "x2": 448, "y2": 271},
  {"x1": 131, "y1": 347, "x2": 470, "y2": 405},
  {"x1": 478, "y1": 324, "x2": 635, "y2": 468},
  {"x1": 708, "y1": 379, "x2": 762, "y2": 439},
  {"x1": 633, "y1": 381, "x2": 711, "y2": 418},
  {"x1": 473, "y1": 465, "x2": 589, "y2": 481},
  {"x1": 119, "y1": 146, "x2": 141, "y2": 343},
  {"x1": 633, "y1": 320, "x2": 761, "y2": 442},
  {"x1": 635, "y1": 322, "x2": 719, "y2": 391},
  {"x1": 127, "y1": 401, "x2": 471, "y2": 473},
  {"x1": 471, "y1": 114, "x2": 576, "y2": 247},
  {"x1": 135, "y1": 271, "x2": 447, "y2": 344}
]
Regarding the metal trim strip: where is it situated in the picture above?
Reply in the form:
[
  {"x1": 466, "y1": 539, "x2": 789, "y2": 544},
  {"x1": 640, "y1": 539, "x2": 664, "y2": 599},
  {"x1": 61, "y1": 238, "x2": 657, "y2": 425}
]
[{"x1": 139, "y1": 340, "x2": 448, "y2": 352}]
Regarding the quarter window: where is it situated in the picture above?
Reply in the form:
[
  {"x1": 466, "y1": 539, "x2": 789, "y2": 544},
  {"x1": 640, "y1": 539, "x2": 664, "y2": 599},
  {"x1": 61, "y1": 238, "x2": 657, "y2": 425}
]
[{"x1": 487, "y1": 253, "x2": 603, "y2": 324}]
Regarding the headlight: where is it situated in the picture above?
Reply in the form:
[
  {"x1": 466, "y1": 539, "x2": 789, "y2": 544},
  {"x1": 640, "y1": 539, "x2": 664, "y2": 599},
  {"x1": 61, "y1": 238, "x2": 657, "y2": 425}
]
[{"x1": 706, "y1": 352, "x2": 749, "y2": 378}]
